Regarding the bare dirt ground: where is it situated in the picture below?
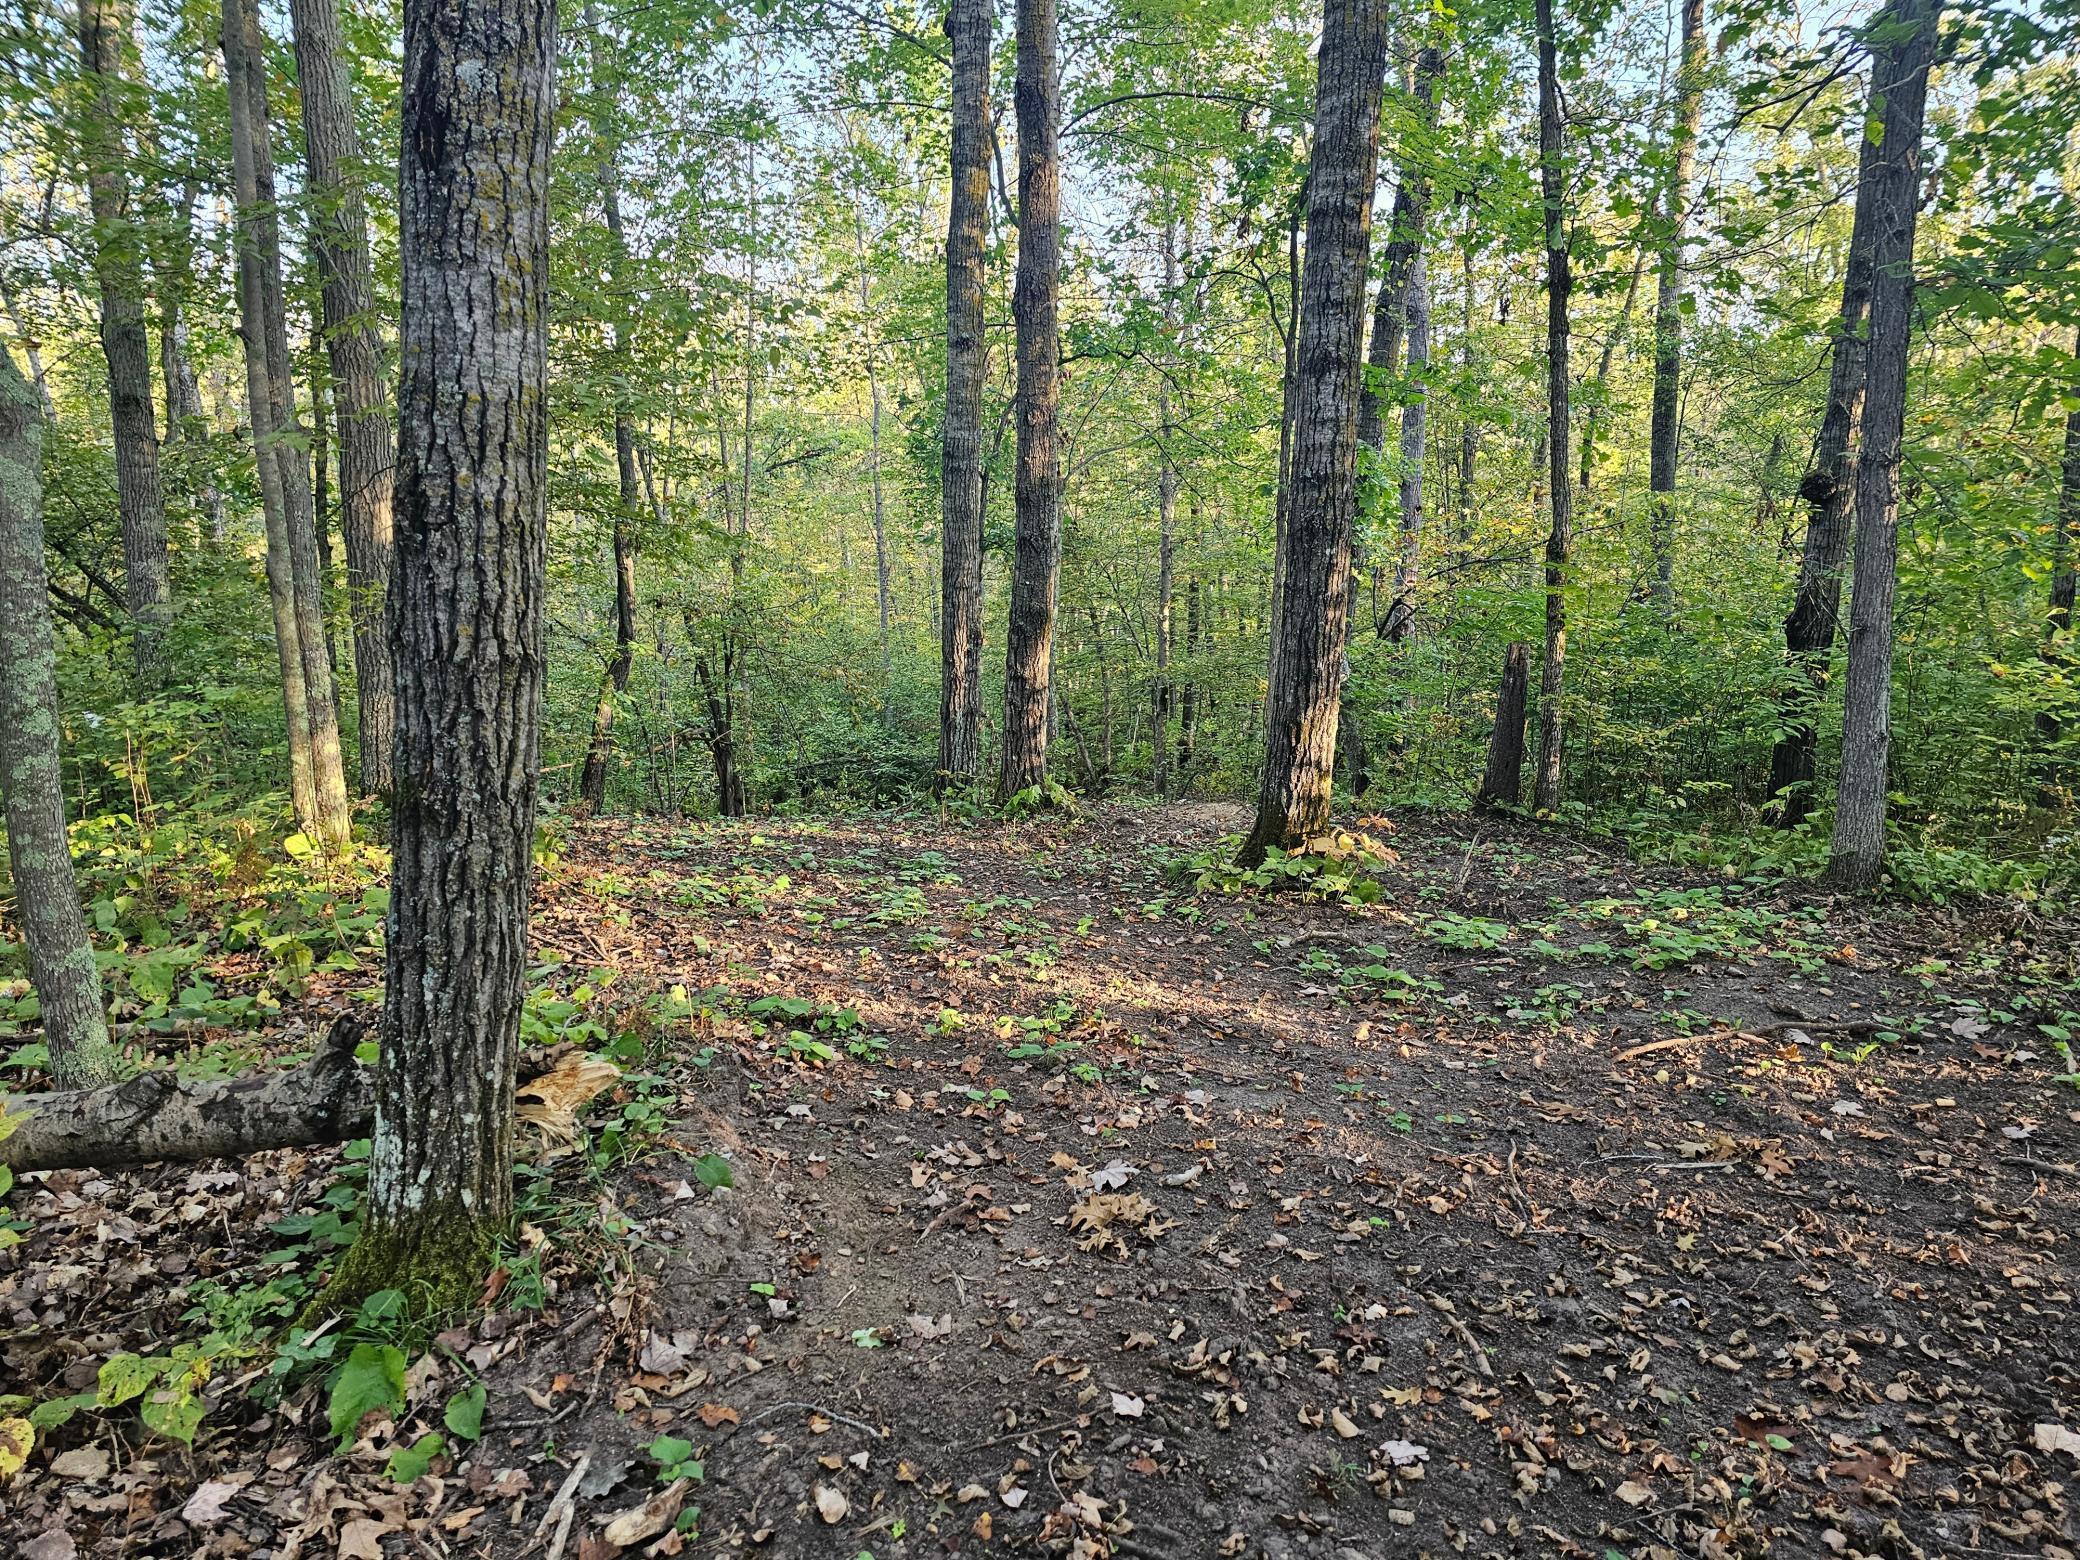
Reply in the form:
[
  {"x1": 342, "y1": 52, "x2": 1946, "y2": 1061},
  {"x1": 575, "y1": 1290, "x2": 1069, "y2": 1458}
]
[{"x1": 6, "y1": 803, "x2": 2080, "y2": 1560}]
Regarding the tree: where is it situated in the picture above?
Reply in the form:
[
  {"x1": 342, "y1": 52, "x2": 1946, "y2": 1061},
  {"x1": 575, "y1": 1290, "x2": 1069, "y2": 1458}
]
[
  {"x1": 75, "y1": 0, "x2": 170, "y2": 677},
  {"x1": 326, "y1": 0, "x2": 556, "y2": 1310},
  {"x1": 1826, "y1": 0, "x2": 1943, "y2": 890},
  {"x1": 1646, "y1": 0, "x2": 1706, "y2": 608},
  {"x1": 1768, "y1": 34, "x2": 1892, "y2": 824},
  {"x1": 222, "y1": 0, "x2": 352, "y2": 849},
  {"x1": 999, "y1": 0, "x2": 1064, "y2": 802},
  {"x1": 1238, "y1": 0, "x2": 1391, "y2": 865},
  {"x1": 1152, "y1": 214, "x2": 1181, "y2": 797},
  {"x1": 289, "y1": 0, "x2": 397, "y2": 797},
  {"x1": 939, "y1": 0, "x2": 990, "y2": 793},
  {"x1": 0, "y1": 351, "x2": 119, "y2": 1090},
  {"x1": 2040, "y1": 328, "x2": 2079, "y2": 768},
  {"x1": 1531, "y1": 0, "x2": 1574, "y2": 816}
]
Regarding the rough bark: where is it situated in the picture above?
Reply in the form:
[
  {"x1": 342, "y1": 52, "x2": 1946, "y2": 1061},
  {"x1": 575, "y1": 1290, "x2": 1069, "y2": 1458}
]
[
  {"x1": 1768, "y1": 35, "x2": 1893, "y2": 823},
  {"x1": 1825, "y1": 0, "x2": 1940, "y2": 890},
  {"x1": 223, "y1": 0, "x2": 353, "y2": 849},
  {"x1": 290, "y1": 0, "x2": 397, "y2": 798},
  {"x1": 1474, "y1": 641, "x2": 1530, "y2": 812},
  {"x1": 939, "y1": 0, "x2": 990, "y2": 793},
  {"x1": 330, "y1": 0, "x2": 555, "y2": 1312},
  {"x1": 998, "y1": 0, "x2": 1064, "y2": 802},
  {"x1": 1531, "y1": 0, "x2": 1574, "y2": 817},
  {"x1": 76, "y1": 0, "x2": 171, "y2": 678},
  {"x1": 1237, "y1": 0, "x2": 1390, "y2": 866},
  {"x1": 0, "y1": 349, "x2": 121, "y2": 1091},
  {"x1": 1646, "y1": 0, "x2": 1706, "y2": 610}
]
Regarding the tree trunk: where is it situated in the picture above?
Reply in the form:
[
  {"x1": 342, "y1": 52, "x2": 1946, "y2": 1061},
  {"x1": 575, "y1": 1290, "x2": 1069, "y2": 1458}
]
[
  {"x1": 1178, "y1": 573, "x2": 1200, "y2": 777},
  {"x1": 1646, "y1": 0, "x2": 1706, "y2": 610},
  {"x1": 1152, "y1": 213, "x2": 1180, "y2": 797},
  {"x1": 1382, "y1": 251, "x2": 1430, "y2": 644},
  {"x1": 999, "y1": 0, "x2": 1064, "y2": 802},
  {"x1": 1577, "y1": 246, "x2": 1645, "y2": 494},
  {"x1": 577, "y1": 112, "x2": 642, "y2": 815},
  {"x1": 2038, "y1": 329, "x2": 2079, "y2": 788},
  {"x1": 76, "y1": 0, "x2": 171, "y2": 679},
  {"x1": 1825, "y1": 0, "x2": 1940, "y2": 891},
  {"x1": 849, "y1": 183, "x2": 896, "y2": 694},
  {"x1": 324, "y1": 0, "x2": 555, "y2": 1313},
  {"x1": 1237, "y1": 0, "x2": 1390, "y2": 866},
  {"x1": 1474, "y1": 641, "x2": 1530, "y2": 812},
  {"x1": 1355, "y1": 44, "x2": 1445, "y2": 482},
  {"x1": 0, "y1": 350, "x2": 120, "y2": 1090},
  {"x1": 694, "y1": 647, "x2": 748, "y2": 817},
  {"x1": 290, "y1": 0, "x2": 396, "y2": 798},
  {"x1": 223, "y1": 0, "x2": 352, "y2": 849},
  {"x1": 1769, "y1": 35, "x2": 1894, "y2": 824},
  {"x1": 939, "y1": 0, "x2": 990, "y2": 792},
  {"x1": 1531, "y1": 0, "x2": 1574, "y2": 817}
]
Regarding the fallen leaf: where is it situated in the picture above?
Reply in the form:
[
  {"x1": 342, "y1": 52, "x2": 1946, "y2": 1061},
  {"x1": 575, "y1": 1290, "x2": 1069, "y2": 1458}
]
[
  {"x1": 182, "y1": 1480, "x2": 241, "y2": 1526},
  {"x1": 1110, "y1": 1392, "x2": 1145, "y2": 1418},
  {"x1": 602, "y1": 1478, "x2": 691, "y2": 1546},
  {"x1": 1380, "y1": 1439, "x2": 1428, "y2": 1466},
  {"x1": 814, "y1": 1484, "x2": 849, "y2": 1524},
  {"x1": 2036, "y1": 1423, "x2": 2080, "y2": 1460},
  {"x1": 49, "y1": 1447, "x2": 110, "y2": 1480},
  {"x1": 1330, "y1": 1408, "x2": 1361, "y2": 1439},
  {"x1": 1615, "y1": 1480, "x2": 1653, "y2": 1507}
]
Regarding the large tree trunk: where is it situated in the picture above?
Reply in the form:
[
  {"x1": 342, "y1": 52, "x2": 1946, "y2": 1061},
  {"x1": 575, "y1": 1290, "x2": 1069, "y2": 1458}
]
[
  {"x1": 998, "y1": 0, "x2": 1064, "y2": 802},
  {"x1": 1824, "y1": 0, "x2": 1940, "y2": 891},
  {"x1": 76, "y1": 0, "x2": 171, "y2": 680},
  {"x1": 223, "y1": 0, "x2": 353, "y2": 849},
  {"x1": 290, "y1": 0, "x2": 396, "y2": 799},
  {"x1": 0, "y1": 350, "x2": 120, "y2": 1091},
  {"x1": 1237, "y1": 0, "x2": 1390, "y2": 866},
  {"x1": 1768, "y1": 38, "x2": 1893, "y2": 824},
  {"x1": 939, "y1": 0, "x2": 991, "y2": 793},
  {"x1": 1531, "y1": 0, "x2": 1574, "y2": 817},
  {"x1": 1646, "y1": 0, "x2": 1706, "y2": 611},
  {"x1": 323, "y1": 0, "x2": 555, "y2": 1312}
]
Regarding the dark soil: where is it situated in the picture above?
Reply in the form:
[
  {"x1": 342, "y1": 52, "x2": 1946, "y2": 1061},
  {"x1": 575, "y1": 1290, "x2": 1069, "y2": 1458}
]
[{"x1": 6, "y1": 803, "x2": 2080, "y2": 1560}]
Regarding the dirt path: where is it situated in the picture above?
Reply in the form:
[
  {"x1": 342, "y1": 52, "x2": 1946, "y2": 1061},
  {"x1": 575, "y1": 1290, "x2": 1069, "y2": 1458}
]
[{"x1": 5, "y1": 804, "x2": 2078, "y2": 1560}]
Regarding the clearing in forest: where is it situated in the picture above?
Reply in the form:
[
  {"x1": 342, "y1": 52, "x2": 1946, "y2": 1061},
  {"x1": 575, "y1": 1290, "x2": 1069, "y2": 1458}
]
[{"x1": 4, "y1": 804, "x2": 2077, "y2": 1560}]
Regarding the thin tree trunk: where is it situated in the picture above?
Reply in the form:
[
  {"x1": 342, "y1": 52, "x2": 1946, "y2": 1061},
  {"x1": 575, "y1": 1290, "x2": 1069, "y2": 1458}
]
[
  {"x1": 1646, "y1": 0, "x2": 1706, "y2": 610},
  {"x1": 939, "y1": 0, "x2": 990, "y2": 792},
  {"x1": 325, "y1": 0, "x2": 554, "y2": 1312},
  {"x1": 1769, "y1": 53, "x2": 1892, "y2": 823},
  {"x1": 1577, "y1": 246, "x2": 1645, "y2": 493},
  {"x1": 0, "y1": 351, "x2": 120, "y2": 1090},
  {"x1": 1179, "y1": 571, "x2": 1200, "y2": 777},
  {"x1": 224, "y1": 0, "x2": 352, "y2": 848},
  {"x1": 1824, "y1": 0, "x2": 1941, "y2": 890},
  {"x1": 1153, "y1": 213, "x2": 1180, "y2": 797},
  {"x1": 1458, "y1": 226, "x2": 1478, "y2": 540},
  {"x1": 577, "y1": 89, "x2": 641, "y2": 815},
  {"x1": 156, "y1": 180, "x2": 228, "y2": 541},
  {"x1": 76, "y1": 0, "x2": 171, "y2": 678},
  {"x1": 1474, "y1": 642, "x2": 1530, "y2": 812},
  {"x1": 290, "y1": 0, "x2": 396, "y2": 797},
  {"x1": 1355, "y1": 44, "x2": 1445, "y2": 480},
  {"x1": 1531, "y1": 0, "x2": 1574, "y2": 817},
  {"x1": 998, "y1": 0, "x2": 1064, "y2": 802},
  {"x1": 0, "y1": 278, "x2": 58, "y2": 423},
  {"x1": 1382, "y1": 252, "x2": 1430, "y2": 643},
  {"x1": 1237, "y1": 0, "x2": 1390, "y2": 865},
  {"x1": 2037, "y1": 328, "x2": 2079, "y2": 787},
  {"x1": 849, "y1": 189, "x2": 896, "y2": 692}
]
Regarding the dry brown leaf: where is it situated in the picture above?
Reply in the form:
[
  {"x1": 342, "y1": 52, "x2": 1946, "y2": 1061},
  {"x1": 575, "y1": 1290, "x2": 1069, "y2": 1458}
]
[{"x1": 515, "y1": 1053, "x2": 622, "y2": 1157}]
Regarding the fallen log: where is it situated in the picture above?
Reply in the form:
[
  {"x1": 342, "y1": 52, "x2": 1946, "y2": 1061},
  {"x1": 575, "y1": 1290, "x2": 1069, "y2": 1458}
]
[{"x1": 0, "y1": 1015, "x2": 376, "y2": 1174}]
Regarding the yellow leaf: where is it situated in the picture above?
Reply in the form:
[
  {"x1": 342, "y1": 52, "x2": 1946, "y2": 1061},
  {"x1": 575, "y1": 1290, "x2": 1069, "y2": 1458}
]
[{"x1": 0, "y1": 1417, "x2": 32, "y2": 1479}]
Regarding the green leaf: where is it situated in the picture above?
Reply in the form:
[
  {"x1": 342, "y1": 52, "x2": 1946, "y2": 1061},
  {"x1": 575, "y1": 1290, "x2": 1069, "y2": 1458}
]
[
  {"x1": 140, "y1": 1381, "x2": 208, "y2": 1444},
  {"x1": 443, "y1": 1384, "x2": 487, "y2": 1442},
  {"x1": 28, "y1": 1391, "x2": 97, "y2": 1430},
  {"x1": 691, "y1": 1153, "x2": 734, "y2": 1190},
  {"x1": 97, "y1": 1352, "x2": 165, "y2": 1407},
  {"x1": 648, "y1": 1433, "x2": 696, "y2": 1468},
  {"x1": 387, "y1": 1431, "x2": 446, "y2": 1483},
  {"x1": 328, "y1": 1343, "x2": 408, "y2": 1449}
]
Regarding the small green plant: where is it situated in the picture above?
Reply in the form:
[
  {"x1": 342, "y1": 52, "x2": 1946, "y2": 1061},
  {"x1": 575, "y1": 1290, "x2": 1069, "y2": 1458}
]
[{"x1": 648, "y1": 1433, "x2": 705, "y2": 1482}]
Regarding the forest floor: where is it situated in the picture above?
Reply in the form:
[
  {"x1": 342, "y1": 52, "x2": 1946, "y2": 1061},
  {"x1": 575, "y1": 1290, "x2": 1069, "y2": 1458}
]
[{"x1": 5, "y1": 802, "x2": 2080, "y2": 1560}]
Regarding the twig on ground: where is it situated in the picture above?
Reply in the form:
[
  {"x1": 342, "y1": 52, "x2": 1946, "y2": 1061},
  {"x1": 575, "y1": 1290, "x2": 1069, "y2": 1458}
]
[{"x1": 743, "y1": 1400, "x2": 885, "y2": 1438}]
